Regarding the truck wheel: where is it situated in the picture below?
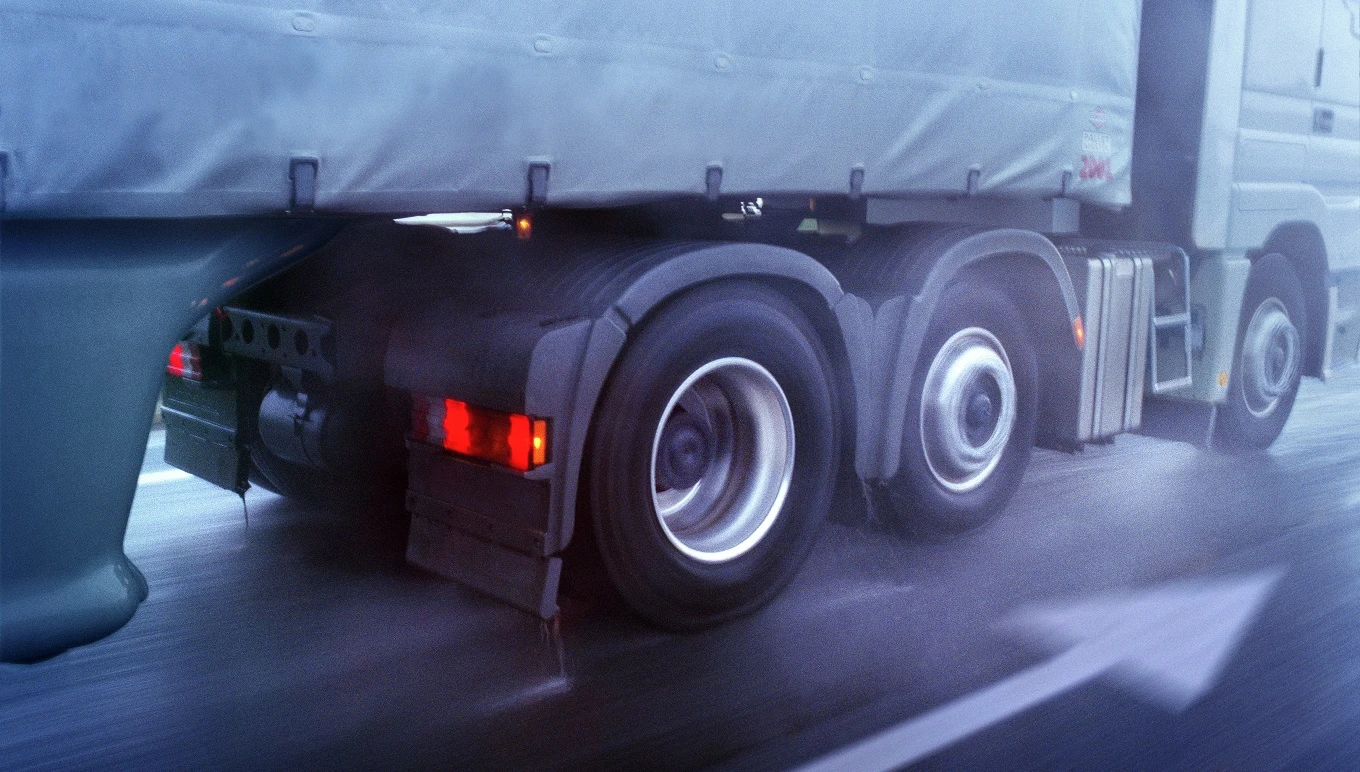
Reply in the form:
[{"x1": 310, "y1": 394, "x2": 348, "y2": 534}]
[
  {"x1": 1215, "y1": 253, "x2": 1305, "y2": 452},
  {"x1": 588, "y1": 281, "x2": 838, "y2": 629},
  {"x1": 886, "y1": 284, "x2": 1037, "y2": 537}
]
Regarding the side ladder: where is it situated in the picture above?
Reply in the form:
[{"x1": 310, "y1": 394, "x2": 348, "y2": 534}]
[{"x1": 1147, "y1": 247, "x2": 1193, "y2": 395}]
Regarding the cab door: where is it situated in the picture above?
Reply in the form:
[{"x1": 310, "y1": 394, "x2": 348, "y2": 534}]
[{"x1": 1312, "y1": 0, "x2": 1360, "y2": 271}]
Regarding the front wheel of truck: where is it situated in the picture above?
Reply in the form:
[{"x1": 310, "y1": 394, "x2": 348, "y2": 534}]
[
  {"x1": 586, "y1": 281, "x2": 839, "y2": 629},
  {"x1": 1215, "y1": 253, "x2": 1305, "y2": 453}
]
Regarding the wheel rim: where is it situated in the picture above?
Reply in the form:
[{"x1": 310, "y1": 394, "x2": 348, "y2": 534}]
[
  {"x1": 1239, "y1": 297, "x2": 1300, "y2": 418},
  {"x1": 919, "y1": 327, "x2": 1017, "y2": 493},
  {"x1": 649, "y1": 357, "x2": 795, "y2": 563}
]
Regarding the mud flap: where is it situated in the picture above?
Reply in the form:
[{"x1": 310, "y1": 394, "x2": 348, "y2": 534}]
[
  {"x1": 407, "y1": 515, "x2": 561, "y2": 619},
  {"x1": 162, "y1": 376, "x2": 249, "y2": 494},
  {"x1": 1137, "y1": 397, "x2": 1218, "y2": 448},
  {"x1": 404, "y1": 441, "x2": 561, "y2": 618}
]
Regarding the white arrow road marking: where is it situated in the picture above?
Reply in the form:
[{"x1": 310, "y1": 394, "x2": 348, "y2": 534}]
[
  {"x1": 137, "y1": 469, "x2": 192, "y2": 486},
  {"x1": 799, "y1": 570, "x2": 1283, "y2": 772}
]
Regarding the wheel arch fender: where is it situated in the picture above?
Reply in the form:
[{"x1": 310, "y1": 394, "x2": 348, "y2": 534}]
[
  {"x1": 852, "y1": 228, "x2": 1082, "y2": 481},
  {"x1": 1258, "y1": 221, "x2": 1329, "y2": 377}
]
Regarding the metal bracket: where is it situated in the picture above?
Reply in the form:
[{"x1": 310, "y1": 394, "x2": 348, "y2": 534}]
[
  {"x1": 849, "y1": 167, "x2": 865, "y2": 200},
  {"x1": 966, "y1": 166, "x2": 981, "y2": 197},
  {"x1": 705, "y1": 164, "x2": 723, "y2": 201},
  {"x1": 868, "y1": 196, "x2": 1080, "y2": 234},
  {"x1": 289, "y1": 157, "x2": 318, "y2": 212},
  {"x1": 527, "y1": 162, "x2": 550, "y2": 206},
  {"x1": 218, "y1": 306, "x2": 334, "y2": 379}
]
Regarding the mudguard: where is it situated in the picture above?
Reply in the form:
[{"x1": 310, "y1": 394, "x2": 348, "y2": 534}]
[
  {"x1": 384, "y1": 238, "x2": 852, "y2": 577},
  {"x1": 827, "y1": 227, "x2": 1083, "y2": 481},
  {"x1": 0, "y1": 217, "x2": 346, "y2": 662}
]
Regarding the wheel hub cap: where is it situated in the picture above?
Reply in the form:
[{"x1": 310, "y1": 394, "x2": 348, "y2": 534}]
[
  {"x1": 656, "y1": 410, "x2": 713, "y2": 491},
  {"x1": 1240, "y1": 298, "x2": 1300, "y2": 418},
  {"x1": 920, "y1": 327, "x2": 1016, "y2": 493},
  {"x1": 964, "y1": 387, "x2": 999, "y2": 445},
  {"x1": 650, "y1": 358, "x2": 795, "y2": 563}
]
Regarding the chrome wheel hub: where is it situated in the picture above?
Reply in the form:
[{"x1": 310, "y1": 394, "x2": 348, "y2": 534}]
[
  {"x1": 650, "y1": 357, "x2": 795, "y2": 563},
  {"x1": 1240, "y1": 297, "x2": 1300, "y2": 418},
  {"x1": 919, "y1": 327, "x2": 1016, "y2": 493}
]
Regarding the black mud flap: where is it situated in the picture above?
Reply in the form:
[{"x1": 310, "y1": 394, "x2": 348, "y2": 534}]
[
  {"x1": 1136, "y1": 396, "x2": 1218, "y2": 448},
  {"x1": 162, "y1": 376, "x2": 250, "y2": 494},
  {"x1": 404, "y1": 441, "x2": 561, "y2": 619}
]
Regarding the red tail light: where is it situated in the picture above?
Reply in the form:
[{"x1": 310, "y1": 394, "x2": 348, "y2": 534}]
[
  {"x1": 410, "y1": 395, "x2": 549, "y2": 472},
  {"x1": 167, "y1": 342, "x2": 203, "y2": 381}
]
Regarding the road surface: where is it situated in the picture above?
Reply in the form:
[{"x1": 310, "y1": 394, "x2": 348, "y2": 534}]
[{"x1": 4, "y1": 371, "x2": 1360, "y2": 769}]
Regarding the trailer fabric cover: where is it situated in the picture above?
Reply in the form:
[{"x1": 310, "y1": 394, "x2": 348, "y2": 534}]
[{"x1": 0, "y1": 0, "x2": 1140, "y2": 218}]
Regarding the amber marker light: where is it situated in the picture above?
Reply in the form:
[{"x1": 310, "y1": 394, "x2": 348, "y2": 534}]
[
  {"x1": 1072, "y1": 316, "x2": 1086, "y2": 350},
  {"x1": 532, "y1": 419, "x2": 549, "y2": 467},
  {"x1": 515, "y1": 213, "x2": 533, "y2": 240}
]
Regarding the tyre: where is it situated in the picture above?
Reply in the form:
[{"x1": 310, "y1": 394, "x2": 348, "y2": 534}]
[
  {"x1": 885, "y1": 283, "x2": 1038, "y2": 537},
  {"x1": 1214, "y1": 253, "x2": 1305, "y2": 452},
  {"x1": 587, "y1": 281, "x2": 839, "y2": 629}
]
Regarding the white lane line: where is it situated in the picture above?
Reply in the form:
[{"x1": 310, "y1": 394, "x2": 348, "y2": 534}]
[
  {"x1": 138, "y1": 469, "x2": 192, "y2": 486},
  {"x1": 798, "y1": 571, "x2": 1282, "y2": 771}
]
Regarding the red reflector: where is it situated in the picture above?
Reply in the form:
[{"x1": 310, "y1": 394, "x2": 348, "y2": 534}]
[
  {"x1": 444, "y1": 399, "x2": 471, "y2": 456},
  {"x1": 409, "y1": 395, "x2": 548, "y2": 472},
  {"x1": 166, "y1": 342, "x2": 203, "y2": 381},
  {"x1": 506, "y1": 413, "x2": 532, "y2": 472}
]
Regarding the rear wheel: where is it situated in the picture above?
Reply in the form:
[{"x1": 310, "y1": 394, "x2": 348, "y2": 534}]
[
  {"x1": 1215, "y1": 253, "x2": 1305, "y2": 452},
  {"x1": 886, "y1": 284, "x2": 1037, "y2": 537},
  {"x1": 587, "y1": 281, "x2": 838, "y2": 629}
]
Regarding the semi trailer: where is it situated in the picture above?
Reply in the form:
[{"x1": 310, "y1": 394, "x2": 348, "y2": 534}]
[{"x1": 1, "y1": 0, "x2": 1356, "y2": 662}]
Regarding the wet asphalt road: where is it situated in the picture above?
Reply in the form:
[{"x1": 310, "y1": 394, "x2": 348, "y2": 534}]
[{"x1": 5, "y1": 371, "x2": 1360, "y2": 770}]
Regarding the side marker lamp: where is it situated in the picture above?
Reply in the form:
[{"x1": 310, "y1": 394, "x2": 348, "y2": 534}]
[
  {"x1": 167, "y1": 341, "x2": 203, "y2": 381},
  {"x1": 411, "y1": 395, "x2": 549, "y2": 472},
  {"x1": 1072, "y1": 316, "x2": 1086, "y2": 350}
]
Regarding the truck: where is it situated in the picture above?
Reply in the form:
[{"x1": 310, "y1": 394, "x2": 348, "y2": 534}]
[{"x1": 1, "y1": 0, "x2": 1356, "y2": 663}]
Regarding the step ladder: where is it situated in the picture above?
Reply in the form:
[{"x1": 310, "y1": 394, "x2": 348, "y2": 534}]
[{"x1": 1147, "y1": 247, "x2": 1194, "y2": 394}]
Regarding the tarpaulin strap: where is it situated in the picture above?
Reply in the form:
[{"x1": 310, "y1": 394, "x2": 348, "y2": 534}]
[
  {"x1": 290, "y1": 157, "x2": 318, "y2": 212},
  {"x1": 0, "y1": 151, "x2": 9, "y2": 213}
]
